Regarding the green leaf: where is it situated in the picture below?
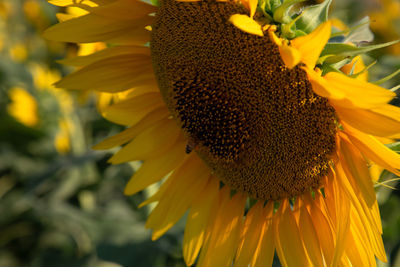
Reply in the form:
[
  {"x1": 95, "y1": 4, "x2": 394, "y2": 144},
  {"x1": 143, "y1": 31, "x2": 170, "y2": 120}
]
[
  {"x1": 296, "y1": 0, "x2": 332, "y2": 34},
  {"x1": 373, "y1": 68, "x2": 400, "y2": 85},
  {"x1": 320, "y1": 39, "x2": 400, "y2": 64},
  {"x1": 343, "y1": 16, "x2": 374, "y2": 44}
]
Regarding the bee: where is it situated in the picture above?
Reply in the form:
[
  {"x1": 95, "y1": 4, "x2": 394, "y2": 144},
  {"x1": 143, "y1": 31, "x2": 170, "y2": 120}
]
[{"x1": 186, "y1": 137, "x2": 199, "y2": 154}]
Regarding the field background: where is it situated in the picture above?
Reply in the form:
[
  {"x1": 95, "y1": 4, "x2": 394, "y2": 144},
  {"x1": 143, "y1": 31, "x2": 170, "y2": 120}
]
[{"x1": 0, "y1": 0, "x2": 399, "y2": 266}]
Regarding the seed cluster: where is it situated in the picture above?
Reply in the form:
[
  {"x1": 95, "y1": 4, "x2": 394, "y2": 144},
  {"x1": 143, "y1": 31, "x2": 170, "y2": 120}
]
[
  {"x1": 150, "y1": 0, "x2": 337, "y2": 200},
  {"x1": 174, "y1": 71, "x2": 250, "y2": 160}
]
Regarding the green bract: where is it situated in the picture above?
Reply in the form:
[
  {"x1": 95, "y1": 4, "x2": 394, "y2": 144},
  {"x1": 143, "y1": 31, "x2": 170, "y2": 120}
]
[{"x1": 255, "y1": 0, "x2": 399, "y2": 78}]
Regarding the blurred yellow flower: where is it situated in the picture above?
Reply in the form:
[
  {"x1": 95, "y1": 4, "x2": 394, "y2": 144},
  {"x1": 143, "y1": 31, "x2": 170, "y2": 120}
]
[
  {"x1": 23, "y1": 0, "x2": 41, "y2": 20},
  {"x1": 29, "y1": 63, "x2": 75, "y2": 153},
  {"x1": 7, "y1": 87, "x2": 39, "y2": 127},
  {"x1": 0, "y1": 2, "x2": 11, "y2": 20},
  {"x1": 29, "y1": 63, "x2": 61, "y2": 90},
  {"x1": 23, "y1": 0, "x2": 51, "y2": 31},
  {"x1": 10, "y1": 43, "x2": 28, "y2": 62},
  {"x1": 370, "y1": 0, "x2": 400, "y2": 54},
  {"x1": 54, "y1": 119, "x2": 71, "y2": 154}
]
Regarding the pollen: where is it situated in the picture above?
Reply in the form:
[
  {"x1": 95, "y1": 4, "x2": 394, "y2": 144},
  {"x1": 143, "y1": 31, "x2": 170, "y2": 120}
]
[{"x1": 150, "y1": 0, "x2": 337, "y2": 200}]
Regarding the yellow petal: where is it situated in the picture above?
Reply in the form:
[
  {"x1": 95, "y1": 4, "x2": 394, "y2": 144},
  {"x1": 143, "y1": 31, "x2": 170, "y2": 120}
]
[
  {"x1": 338, "y1": 133, "x2": 376, "y2": 207},
  {"x1": 197, "y1": 190, "x2": 246, "y2": 267},
  {"x1": 146, "y1": 155, "x2": 210, "y2": 240},
  {"x1": 343, "y1": 122, "x2": 400, "y2": 176},
  {"x1": 308, "y1": 195, "x2": 335, "y2": 266},
  {"x1": 303, "y1": 67, "x2": 346, "y2": 99},
  {"x1": 86, "y1": 0, "x2": 156, "y2": 20},
  {"x1": 229, "y1": 14, "x2": 263, "y2": 37},
  {"x1": 93, "y1": 107, "x2": 168, "y2": 149},
  {"x1": 336, "y1": 162, "x2": 387, "y2": 262},
  {"x1": 138, "y1": 154, "x2": 199, "y2": 208},
  {"x1": 305, "y1": 68, "x2": 395, "y2": 109},
  {"x1": 322, "y1": 170, "x2": 351, "y2": 267},
  {"x1": 335, "y1": 104, "x2": 400, "y2": 137},
  {"x1": 249, "y1": 0, "x2": 258, "y2": 18},
  {"x1": 59, "y1": 45, "x2": 150, "y2": 66},
  {"x1": 183, "y1": 178, "x2": 220, "y2": 266},
  {"x1": 124, "y1": 138, "x2": 186, "y2": 195},
  {"x1": 371, "y1": 201, "x2": 383, "y2": 234},
  {"x1": 235, "y1": 201, "x2": 265, "y2": 267},
  {"x1": 44, "y1": 13, "x2": 152, "y2": 44},
  {"x1": 268, "y1": 30, "x2": 282, "y2": 46},
  {"x1": 345, "y1": 216, "x2": 378, "y2": 267},
  {"x1": 55, "y1": 54, "x2": 154, "y2": 92},
  {"x1": 330, "y1": 175, "x2": 351, "y2": 267},
  {"x1": 350, "y1": 204, "x2": 387, "y2": 262},
  {"x1": 251, "y1": 202, "x2": 275, "y2": 267},
  {"x1": 298, "y1": 203, "x2": 324, "y2": 267},
  {"x1": 291, "y1": 21, "x2": 332, "y2": 69},
  {"x1": 109, "y1": 118, "x2": 180, "y2": 163},
  {"x1": 278, "y1": 44, "x2": 302, "y2": 69},
  {"x1": 102, "y1": 92, "x2": 163, "y2": 126},
  {"x1": 47, "y1": 0, "x2": 99, "y2": 7},
  {"x1": 274, "y1": 200, "x2": 310, "y2": 267},
  {"x1": 324, "y1": 71, "x2": 395, "y2": 109}
]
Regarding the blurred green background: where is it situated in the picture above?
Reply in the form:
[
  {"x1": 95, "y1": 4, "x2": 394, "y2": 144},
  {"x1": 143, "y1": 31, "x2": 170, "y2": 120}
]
[{"x1": 0, "y1": 0, "x2": 399, "y2": 266}]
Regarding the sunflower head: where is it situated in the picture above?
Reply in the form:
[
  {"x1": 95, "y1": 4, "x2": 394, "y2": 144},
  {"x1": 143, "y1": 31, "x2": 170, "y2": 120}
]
[{"x1": 151, "y1": 0, "x2": 339, "y2": 200}]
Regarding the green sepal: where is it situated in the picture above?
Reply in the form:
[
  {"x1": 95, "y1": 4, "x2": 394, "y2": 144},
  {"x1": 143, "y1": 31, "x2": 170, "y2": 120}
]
[
  {"x1": 293, "y1": 29, "x2": 307, "y2": 37},
  {"x1": 329, "y1": 58, "x2": 352, "y2": 70},
  {"x1": 273, "y1": 0, "x2": 306, "y2": 24},
  {"x1": 281, "y1": 23, "x2": 297, "y2": 39},
  {"x1": 150, "y1": 0, "x2": 159, "y2": 6},
  {"x1": 320, "y1": 63, "x2": 343, "y2": 76},
  {"x1": 320, "y1": 58, "x2": 352, "y2": 75},
  {"x1": 320, "y1": 39, "x2": 400, "y2": 64},
  {"x1": 263, "y1": 0, "x2": 282, "y2": 13},
  {"x1": 372, "y1": 68, "x2": 400, "y2": 85},
  {"x1": 348, "y1": 60, "x2": 376, "y2": 78},
  {"x1": 295, "y1": 0, "x2": 331, "y2": 34},
  {"x1": 257, "y1": 1, "x2": 274, "y2": 23},
  {"x1": 270, "y1": 0, "x2": 284, "y2": 13}
]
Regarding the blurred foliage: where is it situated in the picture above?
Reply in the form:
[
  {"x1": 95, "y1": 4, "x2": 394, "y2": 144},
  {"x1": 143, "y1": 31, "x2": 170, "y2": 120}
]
[
  {"x1": 0, "y1": 0, "x2": 399, "y2": 266},
  {"x1": 0, "y1": 0, "x2": 185, "y2": 266}
]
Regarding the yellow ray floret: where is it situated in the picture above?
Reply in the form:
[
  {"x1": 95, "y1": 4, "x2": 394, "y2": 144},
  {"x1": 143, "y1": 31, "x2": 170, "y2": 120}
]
[
  {"x1": 44, "y1": 12, "x2": 152, "y2": 44},
  {"x1": 183, "y1": 178, "x2": 220, "y2": 266},
  {"x1": 85, "y1": 0, "x2": 157, "y2": 20},
  {"x1": 196, "y1": 188, "x2": 246, "y2": 267},
  {"x1": 270, "y1": 21, "x2": 332, "y2": 69},
  {"x1": 335, "y1": 104, "x2": 400, "y2": 137},
  {"x1": 229, "y1": 14, "x2": 263, "y2": 37},
  {"x1": 304, "y1": 68, "x2": 395, "y2": 109}
]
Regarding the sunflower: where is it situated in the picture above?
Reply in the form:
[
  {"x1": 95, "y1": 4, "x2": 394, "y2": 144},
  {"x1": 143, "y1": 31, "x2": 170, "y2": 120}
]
[{"x1": 44, "y1": 0, "x2": 400, "y2": 266}]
